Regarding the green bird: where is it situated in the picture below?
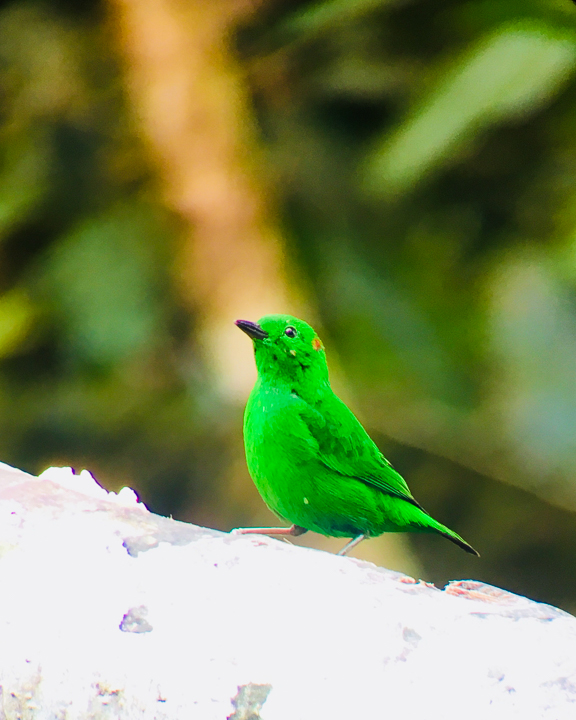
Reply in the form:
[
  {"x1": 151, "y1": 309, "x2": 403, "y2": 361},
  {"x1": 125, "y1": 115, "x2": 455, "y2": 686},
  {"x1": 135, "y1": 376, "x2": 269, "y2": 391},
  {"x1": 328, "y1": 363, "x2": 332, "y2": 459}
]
[{"x1": 235, "y1": 314, "x2": 479, "y2": 557}]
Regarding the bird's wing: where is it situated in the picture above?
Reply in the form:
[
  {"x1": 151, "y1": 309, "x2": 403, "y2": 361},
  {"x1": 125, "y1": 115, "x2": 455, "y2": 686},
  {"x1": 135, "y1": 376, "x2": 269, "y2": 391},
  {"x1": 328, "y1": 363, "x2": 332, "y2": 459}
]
[{"x1": 298, "y1": 393, "x2": 426, "y2": 511}]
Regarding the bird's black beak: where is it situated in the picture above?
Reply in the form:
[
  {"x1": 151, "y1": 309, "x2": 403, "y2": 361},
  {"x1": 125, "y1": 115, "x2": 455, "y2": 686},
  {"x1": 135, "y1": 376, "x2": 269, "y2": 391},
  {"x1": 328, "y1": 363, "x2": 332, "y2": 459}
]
[{"x1": 235, "y1": 319, "x2": 269, "y2": 340}]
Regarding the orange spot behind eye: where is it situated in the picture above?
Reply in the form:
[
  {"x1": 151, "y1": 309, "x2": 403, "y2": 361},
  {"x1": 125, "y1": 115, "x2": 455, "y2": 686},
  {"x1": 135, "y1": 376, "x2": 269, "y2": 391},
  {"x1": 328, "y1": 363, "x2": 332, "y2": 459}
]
[{"x1": 312, "y1": 337, "x2": 323, "y2": 351}]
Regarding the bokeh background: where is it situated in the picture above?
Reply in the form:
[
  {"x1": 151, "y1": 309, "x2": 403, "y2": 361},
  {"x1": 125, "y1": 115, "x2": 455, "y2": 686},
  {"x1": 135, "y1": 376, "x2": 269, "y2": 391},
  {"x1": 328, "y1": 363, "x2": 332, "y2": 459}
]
[{"x1": 2, "y1": 0, "x2": 576, "y2": 610}]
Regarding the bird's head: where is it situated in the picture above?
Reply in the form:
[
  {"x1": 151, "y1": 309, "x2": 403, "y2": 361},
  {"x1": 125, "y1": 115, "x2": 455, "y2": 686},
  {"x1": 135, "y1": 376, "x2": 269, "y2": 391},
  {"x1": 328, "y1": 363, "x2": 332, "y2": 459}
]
[{"x1": 236, "y1": 314, "x2": 329, "y2": 390}]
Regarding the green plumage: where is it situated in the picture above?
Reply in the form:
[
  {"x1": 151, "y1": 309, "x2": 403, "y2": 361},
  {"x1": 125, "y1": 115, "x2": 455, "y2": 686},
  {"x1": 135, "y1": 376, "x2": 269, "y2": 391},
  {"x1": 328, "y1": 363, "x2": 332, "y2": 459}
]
[{"x1": 237, "y1": 314, "x2": 478, "y2": 556}]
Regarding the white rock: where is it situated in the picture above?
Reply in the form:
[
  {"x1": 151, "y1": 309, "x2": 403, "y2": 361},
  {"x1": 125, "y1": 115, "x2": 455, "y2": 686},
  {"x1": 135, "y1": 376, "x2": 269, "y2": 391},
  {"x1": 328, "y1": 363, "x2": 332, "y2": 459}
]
[{"x1": 0, "y1": 462, "x2": 574, "y2": 720}]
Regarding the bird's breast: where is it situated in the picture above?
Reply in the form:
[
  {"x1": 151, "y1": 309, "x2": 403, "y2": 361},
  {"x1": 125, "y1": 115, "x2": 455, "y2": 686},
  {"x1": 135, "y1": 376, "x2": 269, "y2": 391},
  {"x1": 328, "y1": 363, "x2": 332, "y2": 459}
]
[{"x1": 244, "y1": 389, "x2": 315, "y2": 496}]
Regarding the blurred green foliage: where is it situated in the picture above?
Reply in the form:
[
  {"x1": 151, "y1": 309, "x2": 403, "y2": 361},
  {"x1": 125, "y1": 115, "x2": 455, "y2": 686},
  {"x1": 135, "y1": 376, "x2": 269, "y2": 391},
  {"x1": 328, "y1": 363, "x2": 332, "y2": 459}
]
[
  {"x1": 0, "y1": 0, "x2": 224, "y2": 517},
  {"x1": 2, "y1": 0, "x2": 576, "y2": 610}
]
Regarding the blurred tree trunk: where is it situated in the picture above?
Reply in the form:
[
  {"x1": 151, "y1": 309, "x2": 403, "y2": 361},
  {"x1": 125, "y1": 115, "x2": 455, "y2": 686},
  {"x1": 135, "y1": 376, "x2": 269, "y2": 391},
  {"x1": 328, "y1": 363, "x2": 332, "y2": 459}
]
[{"x1": 108, "y1": 0, "x2": 299, "y2": 399}]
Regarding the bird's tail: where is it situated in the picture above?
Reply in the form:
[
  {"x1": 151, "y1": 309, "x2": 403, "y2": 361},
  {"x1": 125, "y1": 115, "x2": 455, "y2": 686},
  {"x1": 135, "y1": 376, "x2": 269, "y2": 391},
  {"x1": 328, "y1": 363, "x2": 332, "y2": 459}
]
[{"x1": 426, "y1": 516, "x2": 480, "y2": 556}]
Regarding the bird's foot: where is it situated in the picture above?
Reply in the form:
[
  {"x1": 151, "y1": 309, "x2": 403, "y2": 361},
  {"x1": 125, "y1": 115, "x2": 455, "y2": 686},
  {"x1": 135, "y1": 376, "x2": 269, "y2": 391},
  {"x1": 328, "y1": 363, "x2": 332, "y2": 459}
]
[
  {"x1": 337, "y1": 534, "x2": 366, "y2": 556},
  {"x1": 231, "y1": 524, "x2": 308, "y2": 537}
]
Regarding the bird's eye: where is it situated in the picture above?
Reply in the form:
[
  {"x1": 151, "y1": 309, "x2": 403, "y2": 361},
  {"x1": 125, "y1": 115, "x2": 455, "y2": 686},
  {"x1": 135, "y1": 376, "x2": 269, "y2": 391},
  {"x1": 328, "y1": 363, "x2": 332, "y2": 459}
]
[{"x1": 284, "y1": 326, "x2": 297, "y2": 338}]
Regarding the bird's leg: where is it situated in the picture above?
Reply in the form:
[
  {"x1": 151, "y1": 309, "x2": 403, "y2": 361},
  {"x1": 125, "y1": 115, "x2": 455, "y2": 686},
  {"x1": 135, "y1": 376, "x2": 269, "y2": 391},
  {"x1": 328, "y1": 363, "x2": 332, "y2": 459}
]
[
  {"x1": 232, "y1": 524, "x2": 308, "y2": 537},
  {"x1": 337, "y1": 534, "x2": 366, "y2": 556}
]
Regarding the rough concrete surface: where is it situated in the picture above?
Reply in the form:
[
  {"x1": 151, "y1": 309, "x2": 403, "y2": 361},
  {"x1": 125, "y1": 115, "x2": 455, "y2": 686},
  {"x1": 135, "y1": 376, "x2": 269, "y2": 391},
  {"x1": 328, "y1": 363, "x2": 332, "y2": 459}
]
[{"x1": 0, "y1": 462, "x2": 575, "y2": 720}]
